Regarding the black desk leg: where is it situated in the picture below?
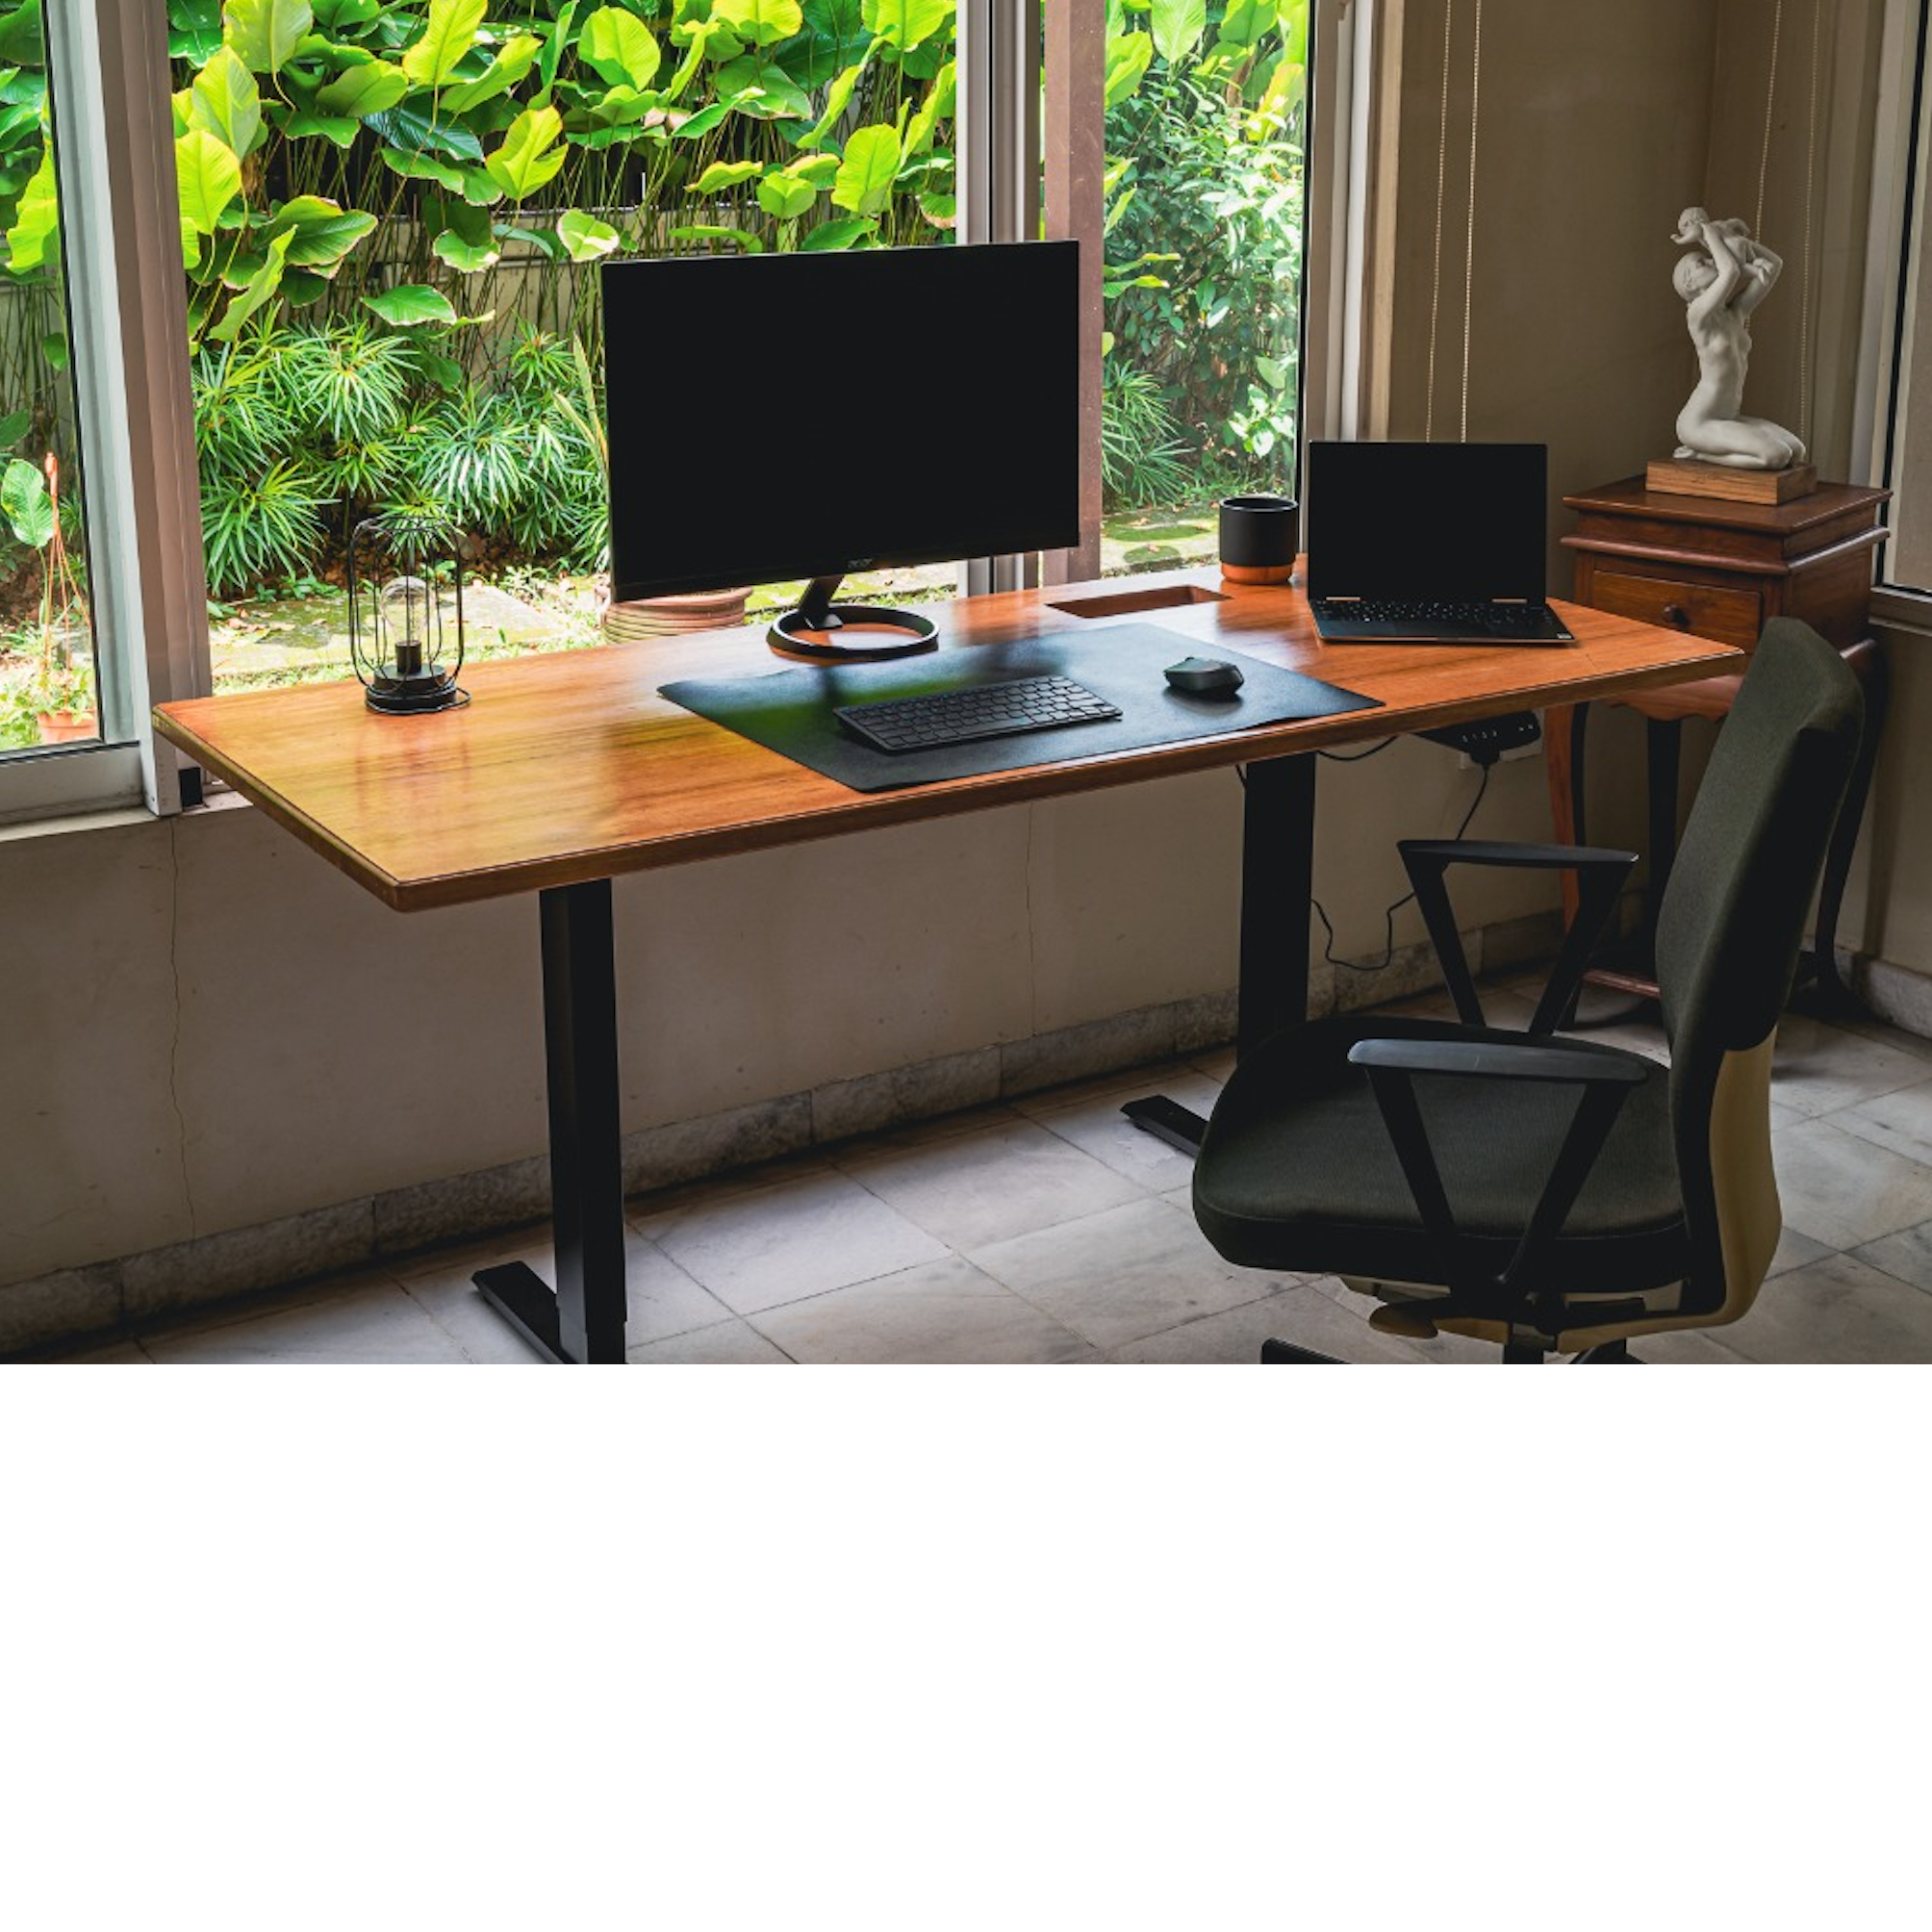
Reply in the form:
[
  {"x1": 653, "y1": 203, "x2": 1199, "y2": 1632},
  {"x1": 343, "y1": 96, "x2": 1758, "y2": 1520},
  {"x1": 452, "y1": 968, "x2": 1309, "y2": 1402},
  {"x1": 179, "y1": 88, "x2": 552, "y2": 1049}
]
[
  {"x1": 475, "y1": 878, "x2": 629, "y2": 1363},
  {"x1": 1236, "y1": 752, "x2": 1317, "y2": 1059},
  {"x1": 1123, "y1": 751, "x2": 1317, "y2": 1155}
]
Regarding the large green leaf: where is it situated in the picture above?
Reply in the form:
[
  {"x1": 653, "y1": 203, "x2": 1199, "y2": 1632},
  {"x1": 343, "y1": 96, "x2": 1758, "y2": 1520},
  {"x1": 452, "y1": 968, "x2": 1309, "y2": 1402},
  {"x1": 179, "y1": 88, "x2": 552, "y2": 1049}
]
[
  {"x1": 799, "y1": 215, "x2": 874, "y2": 251},
  {"x1": 0, "y1": 407, "x2": 28, "y2": 447},
  {"x1": 797, "y1": 55, "x2": 866, "y2": 150},
  {"x1": 209, "y1": 228, "x2": 293, "y2": 343},
  {"x1": 174, "y1": 127, "x2": 242, "y2": 235},
  {"x1": 1150, "y1": 0, "x2": 1205, "y2": 64},
  {"x1": 315, "y1": 59, "x2": 409, "y2": 116},
  {"x1": 0, "y1": 0, "x2": 43, "y2": 68},
  {"x1": 4, "y1": 136, "x2": 55, "y2": 272},
  {"x1": 440, "y1": 33, "x2": 543, "y2": 112},
  {"x1": 168, "y1": 0, "x2": 223, "y2": 63},
  {"x1": 664, "y1": 224, "x2": 762, "y2": 253},
  {"x1": 573, "y1": 84, "x2": 658, "y2": 130},
  {"x1": 755, "y1": 169, "x2": 816, "y2": 219},
  {"x1": 400, "y1": 0, "x2": 486, "y2": 88},
  {"x1": 902, "y1": 57, "x2": 952, "y2": 156},
  {"x1": 1, "y1": 455, "x2": 51, "y2": 549},
  {"x1": 711, "y1": 0, "x2": 802, "y2": 48},
  {"x1": 1104, "y1": 30, "x2": 1152, "y2": 109},
  {"x1": 670, "y1": 97, "x2": 739, "y2": 140},
  {"x1": 483, "y1": 104, "x2": 566, "y2": 201},
  {"x1": 187, "y1": 46, "x2": 262, "y2": 156},
  {"x1": 274, "y1": 105, "x2": 360, "y2": 145},
  {"x1": 829, "y1": 121, "x2": 898, "y2": 216},
  {"x1": 688, "y1": 158, "x2": 763, "y2": 194},
  {"x1": 379, "y1": 146, "x2": 466, "y2": 191},
  {"x1": 711, "y1": 57, "x2": 811, "y2": 121},
  {"x1": 432, "y1": 227, "x2": 499, "y2": 272},
  {"x1": 366, "y1": 104, "x2": 485, "y2": 161},
  {"x1": 540, "y1": 0, "x2": 581, "y2": 94},
  {"x1": 362, "y1": 283, "x2": 457, "y2": 327},
  {"x1": 261, "y1": 194, "x2": 378, "y2": 269},
  {"x1": 1217, "y1": 0, "x2": 1274, "y2": 47},
  {"x1": 576, "y1": 7, "x2": 661, "y2": 89},
  {"x1": 313, "y1": 0, "x2": 382, "y2": 27},
  {"x1": 778, "y1": 0, "x2": 867, "y2": 90},
  {"x1": 860, "y1": 0, "x2": 946, "y2": 51},
  {"x1": 556, "y1": 209, "x2": 620, "y2": 261},
  {"x1": 223, "y1": 0, "x2": 314, "y2": 76}
]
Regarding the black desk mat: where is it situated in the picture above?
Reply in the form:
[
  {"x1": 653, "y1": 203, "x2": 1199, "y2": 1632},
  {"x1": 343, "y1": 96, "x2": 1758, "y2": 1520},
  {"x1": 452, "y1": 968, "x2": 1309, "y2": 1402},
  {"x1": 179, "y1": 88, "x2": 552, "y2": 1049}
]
[{"x1": 659, "y1": 623, "x2": 1381, "y2": 793}]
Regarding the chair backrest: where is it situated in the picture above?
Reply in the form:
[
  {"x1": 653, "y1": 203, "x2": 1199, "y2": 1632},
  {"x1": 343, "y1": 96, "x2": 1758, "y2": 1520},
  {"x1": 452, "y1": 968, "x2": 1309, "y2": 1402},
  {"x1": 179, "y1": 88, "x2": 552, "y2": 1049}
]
[{"x1": 1654, "y1": 618, "x2": 1864, "y2": 1314}]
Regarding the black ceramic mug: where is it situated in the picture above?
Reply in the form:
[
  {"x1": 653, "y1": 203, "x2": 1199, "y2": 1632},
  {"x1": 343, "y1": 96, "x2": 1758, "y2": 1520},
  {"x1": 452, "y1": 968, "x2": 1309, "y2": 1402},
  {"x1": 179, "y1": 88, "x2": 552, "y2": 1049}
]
[{"x1": 1218, "y1": 495, "x2": 1298, "y2": 584}]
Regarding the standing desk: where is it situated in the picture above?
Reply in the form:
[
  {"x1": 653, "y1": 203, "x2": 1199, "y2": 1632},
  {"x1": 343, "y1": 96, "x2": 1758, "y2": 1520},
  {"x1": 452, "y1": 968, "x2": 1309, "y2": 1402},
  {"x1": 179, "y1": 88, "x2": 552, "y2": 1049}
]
[{"x1": 154, "y1": 565, "x2": 1736, "y2": 1363}]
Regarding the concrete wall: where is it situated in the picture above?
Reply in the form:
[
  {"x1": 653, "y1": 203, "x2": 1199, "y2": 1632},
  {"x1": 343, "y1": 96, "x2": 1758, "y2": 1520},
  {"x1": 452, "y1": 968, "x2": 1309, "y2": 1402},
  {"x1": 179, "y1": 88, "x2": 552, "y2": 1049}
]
[{"x1": 21, "y1": 3, "x2": 1923, "y2": 1339}]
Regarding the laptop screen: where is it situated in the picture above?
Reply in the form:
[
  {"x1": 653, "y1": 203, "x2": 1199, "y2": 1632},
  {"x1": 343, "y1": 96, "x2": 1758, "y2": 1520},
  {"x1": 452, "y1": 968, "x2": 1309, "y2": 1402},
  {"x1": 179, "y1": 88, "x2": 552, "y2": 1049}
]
[{"x1": 1307, "y1": 442, "x2": 1550, "y2": 602}]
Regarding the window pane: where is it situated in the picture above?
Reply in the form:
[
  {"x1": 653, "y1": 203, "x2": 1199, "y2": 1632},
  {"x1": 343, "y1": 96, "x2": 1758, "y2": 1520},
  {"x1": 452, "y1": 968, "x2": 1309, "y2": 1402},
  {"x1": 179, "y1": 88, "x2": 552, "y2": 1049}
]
[
  {"x1": 173, "y1": 0, "x2": 958, "y2": 693},
  {"x1": 1101, "y1": 0, "x2": 1309, "y2": 577},
  {"x1": 1887, "y1": 68, "x2": 1932, "y2": 591},
  {"x1": 0, "y1": 18, "x2": 99, "y2": 758}
]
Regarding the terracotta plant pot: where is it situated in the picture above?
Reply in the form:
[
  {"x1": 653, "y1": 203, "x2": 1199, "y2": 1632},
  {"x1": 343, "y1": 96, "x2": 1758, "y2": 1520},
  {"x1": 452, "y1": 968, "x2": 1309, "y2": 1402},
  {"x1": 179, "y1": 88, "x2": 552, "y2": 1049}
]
[
  {"x1": 36, "y1": 709, "x2": 96, "y2": 746},
  {"x1": 602, "y1": 587, "x2": 751, "y2": 642}
]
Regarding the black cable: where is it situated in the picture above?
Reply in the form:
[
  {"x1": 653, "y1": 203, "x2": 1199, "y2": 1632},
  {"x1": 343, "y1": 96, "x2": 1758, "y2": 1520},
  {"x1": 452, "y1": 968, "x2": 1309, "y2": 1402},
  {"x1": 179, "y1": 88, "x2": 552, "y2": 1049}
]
[
  {"x1": 1317, "y1": 737, "x2": 1399, "y2": 762},
  {"x1": 1311, "y1": 758, "x2": 1493, "y2": 973}
]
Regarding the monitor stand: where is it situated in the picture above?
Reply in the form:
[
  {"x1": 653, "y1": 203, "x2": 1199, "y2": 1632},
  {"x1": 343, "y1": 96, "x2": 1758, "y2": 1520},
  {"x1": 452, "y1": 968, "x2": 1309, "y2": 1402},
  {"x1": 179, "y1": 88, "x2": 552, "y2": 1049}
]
[{"x1": 767, "y1": 573, "x2": 940, "y2": 661}]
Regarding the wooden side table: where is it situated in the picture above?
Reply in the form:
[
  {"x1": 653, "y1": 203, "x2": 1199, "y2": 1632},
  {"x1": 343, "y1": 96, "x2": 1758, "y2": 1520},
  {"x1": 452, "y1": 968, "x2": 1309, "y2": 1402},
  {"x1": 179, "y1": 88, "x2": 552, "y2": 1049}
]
[{"x1": 1546, "y1": 476, "x2": 1890, "y2": 1006}]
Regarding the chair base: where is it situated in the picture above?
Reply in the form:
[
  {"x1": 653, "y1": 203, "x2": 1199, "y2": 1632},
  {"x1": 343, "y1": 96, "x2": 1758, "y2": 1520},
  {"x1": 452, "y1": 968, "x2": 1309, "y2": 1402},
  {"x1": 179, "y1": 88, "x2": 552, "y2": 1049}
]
[{"x1": 1258, "y1": 1334, "x2": 1642, "y2": 1363}]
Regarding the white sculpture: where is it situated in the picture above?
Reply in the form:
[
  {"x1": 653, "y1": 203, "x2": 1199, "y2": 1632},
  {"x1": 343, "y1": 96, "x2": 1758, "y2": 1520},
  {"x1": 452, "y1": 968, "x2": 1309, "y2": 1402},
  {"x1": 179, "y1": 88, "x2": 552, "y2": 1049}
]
[{"x1": 1670, "y1": 208, "x2": 1806, "y2": 470}]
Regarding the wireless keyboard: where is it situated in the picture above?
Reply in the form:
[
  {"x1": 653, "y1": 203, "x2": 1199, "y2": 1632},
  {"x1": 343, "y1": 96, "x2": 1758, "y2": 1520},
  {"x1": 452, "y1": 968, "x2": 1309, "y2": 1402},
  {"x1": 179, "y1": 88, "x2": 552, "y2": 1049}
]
[
  {"x1": 1311, "y1": 597, "x2": 1572, "y2": 641},
  {"x1": 834, "y1": 674, "x2": 1123, "y2": 753}
]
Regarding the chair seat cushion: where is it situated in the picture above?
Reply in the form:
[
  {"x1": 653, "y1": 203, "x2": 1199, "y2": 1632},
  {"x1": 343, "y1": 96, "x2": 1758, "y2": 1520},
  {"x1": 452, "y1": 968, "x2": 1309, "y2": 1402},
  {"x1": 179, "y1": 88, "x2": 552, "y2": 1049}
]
[{"x1": 1193, "y1": 1016, "x2": 1689, "y2": 1297}]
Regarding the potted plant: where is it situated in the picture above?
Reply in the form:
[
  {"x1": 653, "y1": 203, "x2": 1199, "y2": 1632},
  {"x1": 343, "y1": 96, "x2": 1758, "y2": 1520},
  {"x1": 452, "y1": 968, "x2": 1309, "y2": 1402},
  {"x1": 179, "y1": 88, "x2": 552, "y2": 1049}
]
[{"x1": 2, "y1": 452, "x2": 94, "y2": 744}]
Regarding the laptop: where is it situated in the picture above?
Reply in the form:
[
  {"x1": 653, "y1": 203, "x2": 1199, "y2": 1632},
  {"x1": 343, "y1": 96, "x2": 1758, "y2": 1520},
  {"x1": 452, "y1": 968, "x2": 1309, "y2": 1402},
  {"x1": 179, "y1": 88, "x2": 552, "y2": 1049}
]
[{"x1": 1305, "y1": 441, "x2": 1574, "y2": 644}]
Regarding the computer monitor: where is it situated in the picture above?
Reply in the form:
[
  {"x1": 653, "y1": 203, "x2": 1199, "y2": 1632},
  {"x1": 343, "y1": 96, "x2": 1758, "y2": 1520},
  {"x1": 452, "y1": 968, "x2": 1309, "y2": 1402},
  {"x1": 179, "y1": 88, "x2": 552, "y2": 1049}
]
[{"x1": 601, "y1": 240, "x2": 1080, "y2": 659}]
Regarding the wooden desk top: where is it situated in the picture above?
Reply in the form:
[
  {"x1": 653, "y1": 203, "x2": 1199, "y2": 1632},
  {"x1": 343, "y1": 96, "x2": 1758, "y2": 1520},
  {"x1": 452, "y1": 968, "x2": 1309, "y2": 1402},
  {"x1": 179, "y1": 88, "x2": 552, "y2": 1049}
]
[{"x1": 154, "y1": 565, "x2": 1738, "y2": 912}]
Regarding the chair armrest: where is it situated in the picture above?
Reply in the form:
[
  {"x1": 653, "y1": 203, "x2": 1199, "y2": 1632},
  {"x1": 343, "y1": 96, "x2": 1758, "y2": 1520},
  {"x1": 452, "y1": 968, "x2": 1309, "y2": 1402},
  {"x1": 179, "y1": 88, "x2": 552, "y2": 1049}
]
[
  {"x1": 1399, "y1": 839, "x2": 1639, "y2": 873},
  {"x1": 1347, "y1": 1037, "x2": 1648, "y2": 1086},
  {"x1": 1395, "y1": 841, "x2": 1638, "y2": 1033},
  {"x1": 1346, "y1": 1033, "x2": 1646, "y2": 1337}
]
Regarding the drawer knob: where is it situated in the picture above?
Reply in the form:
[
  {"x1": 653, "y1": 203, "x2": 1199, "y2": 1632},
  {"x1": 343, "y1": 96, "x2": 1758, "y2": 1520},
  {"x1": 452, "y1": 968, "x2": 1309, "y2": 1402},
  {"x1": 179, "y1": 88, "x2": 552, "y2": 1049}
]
[{"x1": 1662, "y1": 602, "x2": 1691, "y2": 629}]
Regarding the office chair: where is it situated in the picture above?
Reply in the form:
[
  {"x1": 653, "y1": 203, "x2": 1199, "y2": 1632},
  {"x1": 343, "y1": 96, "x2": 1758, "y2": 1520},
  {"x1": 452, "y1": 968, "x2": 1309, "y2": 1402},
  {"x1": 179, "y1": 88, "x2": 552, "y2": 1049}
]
[{"x1": 1191, "y1": 619, "x2": 1865, "y2": 1362}]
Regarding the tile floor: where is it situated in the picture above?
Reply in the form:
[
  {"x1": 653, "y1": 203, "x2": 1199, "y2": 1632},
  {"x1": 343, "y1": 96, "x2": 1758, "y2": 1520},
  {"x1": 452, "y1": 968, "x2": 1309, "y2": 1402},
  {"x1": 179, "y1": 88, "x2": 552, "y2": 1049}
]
[{"x1": 48, "y1": 977, "x2": 1932, "y2": 1364}]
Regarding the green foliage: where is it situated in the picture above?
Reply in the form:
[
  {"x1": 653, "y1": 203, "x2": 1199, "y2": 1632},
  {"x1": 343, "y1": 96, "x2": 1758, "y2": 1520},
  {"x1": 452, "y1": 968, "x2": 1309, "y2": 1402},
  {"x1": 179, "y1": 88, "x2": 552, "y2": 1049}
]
[
  {"x1": 1103, "y1": 0, "x2": 1308, "y2": 498},
  {"x1": 1100, "y1": 360, "x2": 1193, "y2": 510},
  {"x1": 199, "y1": 457, "x2": 329, "y2": 597}
]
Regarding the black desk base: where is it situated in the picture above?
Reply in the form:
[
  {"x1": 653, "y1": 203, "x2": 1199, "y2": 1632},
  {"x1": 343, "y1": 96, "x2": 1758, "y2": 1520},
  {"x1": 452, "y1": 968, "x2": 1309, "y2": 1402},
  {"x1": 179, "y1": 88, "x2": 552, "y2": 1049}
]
[
  {"x1": 1123, "y1": 750, "x2": 1317, "y2": 1156},
  {"x1": 477, "y1": 752, "x2": 1320, "y2": 1362},
  {"x1": 472, "y1": 879, "x2": 629, "y2": 1364}
]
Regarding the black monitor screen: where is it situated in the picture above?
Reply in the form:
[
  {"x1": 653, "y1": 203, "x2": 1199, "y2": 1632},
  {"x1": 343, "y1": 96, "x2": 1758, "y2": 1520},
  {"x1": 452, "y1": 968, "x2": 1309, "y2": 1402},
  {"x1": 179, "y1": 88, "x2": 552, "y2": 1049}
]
[{"x1": 602, "y1": 242, "x2": 1080, "y2": 604}]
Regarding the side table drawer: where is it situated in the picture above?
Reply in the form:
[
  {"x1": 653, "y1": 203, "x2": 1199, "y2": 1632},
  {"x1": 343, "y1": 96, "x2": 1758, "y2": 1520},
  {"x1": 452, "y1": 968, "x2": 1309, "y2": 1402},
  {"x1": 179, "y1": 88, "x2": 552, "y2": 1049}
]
[{"x1": 1588, "y1": 568, "x2": 1763, "y2": 648}]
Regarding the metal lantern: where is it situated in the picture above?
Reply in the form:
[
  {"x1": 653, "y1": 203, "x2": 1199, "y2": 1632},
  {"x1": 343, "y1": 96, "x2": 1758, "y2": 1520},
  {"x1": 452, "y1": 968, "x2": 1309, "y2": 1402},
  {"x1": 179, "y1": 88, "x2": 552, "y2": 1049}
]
[{"x1": 347, "y1": 512, "x2": 470, "y2": 714}]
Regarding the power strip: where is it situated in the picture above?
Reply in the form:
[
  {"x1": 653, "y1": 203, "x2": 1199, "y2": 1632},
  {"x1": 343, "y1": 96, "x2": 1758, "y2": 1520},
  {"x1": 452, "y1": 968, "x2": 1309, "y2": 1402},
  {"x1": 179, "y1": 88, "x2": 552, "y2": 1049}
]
[{"x1": 1418, "y1": 711, "x2": 1542, "y2": 768}]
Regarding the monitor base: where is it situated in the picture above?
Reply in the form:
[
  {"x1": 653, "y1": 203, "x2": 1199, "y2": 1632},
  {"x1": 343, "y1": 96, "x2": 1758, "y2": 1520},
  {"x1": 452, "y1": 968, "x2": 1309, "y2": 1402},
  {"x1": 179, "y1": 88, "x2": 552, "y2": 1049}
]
[{"x1": 767, "y1": 603, "x2": 939, "y2": 662}]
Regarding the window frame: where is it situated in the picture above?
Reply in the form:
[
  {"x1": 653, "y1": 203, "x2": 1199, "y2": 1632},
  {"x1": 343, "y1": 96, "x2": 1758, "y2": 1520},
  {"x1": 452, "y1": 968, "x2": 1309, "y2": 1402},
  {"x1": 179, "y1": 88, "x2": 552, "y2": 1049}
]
[
  {"x1": 1860, "y1": 0, "x2": 1932, "y2": 628},
  {"x1": 0, "y1": 0, "x2": 209, "y2": 824}
]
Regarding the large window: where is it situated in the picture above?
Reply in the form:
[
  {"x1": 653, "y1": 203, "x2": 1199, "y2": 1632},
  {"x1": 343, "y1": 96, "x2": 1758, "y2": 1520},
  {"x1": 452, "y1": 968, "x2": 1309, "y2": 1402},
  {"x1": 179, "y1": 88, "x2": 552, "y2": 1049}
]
[
  {"x1": 1868, "y1": 0, "x2": 1932, "y2": 597},
  {"x1": 2, "y1": 3, "x2": 1306, "y2": 820},
  {"x1": 1098, "y1": 0, "x2": 1309, "y2": 578},
  {"x1": 0, "y1": 8, "x2": 99, "y2": 758}
]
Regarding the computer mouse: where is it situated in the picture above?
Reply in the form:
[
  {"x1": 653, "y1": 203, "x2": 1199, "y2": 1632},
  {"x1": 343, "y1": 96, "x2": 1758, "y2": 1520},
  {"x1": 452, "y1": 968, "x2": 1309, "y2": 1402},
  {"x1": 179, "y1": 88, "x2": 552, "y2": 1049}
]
[{"x1": 1163, "y1": 655, "x2": 1245, "y2": 697}]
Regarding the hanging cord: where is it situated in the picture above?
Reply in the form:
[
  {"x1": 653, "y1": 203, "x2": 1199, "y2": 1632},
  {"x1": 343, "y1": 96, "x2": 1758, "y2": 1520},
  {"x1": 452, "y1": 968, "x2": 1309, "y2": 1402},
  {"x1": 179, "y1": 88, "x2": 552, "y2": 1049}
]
[
  {"x1": 1310, "y1": 760, "x2": 1493, "y2": 973},
  {"x1": 1424, "y1": 0, "x2": 1455, "y2": 441},
  {"x1": 1460, "y1": 0, "x2": 1484, "y2": 443},
  {"x1": 1799, "y1": 0, "x2": 1821, "y2": 445},
  {"x1": 1754, "y1": 0, "x2": 1784, "y2": 240}
]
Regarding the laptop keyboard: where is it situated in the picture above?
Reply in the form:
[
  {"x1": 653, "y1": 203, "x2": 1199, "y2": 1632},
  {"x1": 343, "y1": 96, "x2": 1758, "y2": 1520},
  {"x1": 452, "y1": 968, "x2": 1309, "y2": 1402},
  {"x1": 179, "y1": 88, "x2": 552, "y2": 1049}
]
[
  {"x1": 1313, "y1": 598, "x2": 1560, "y2": 635},
  {"x1": 834, "y1": 674, "x2": 1123, "y2": 753}
]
